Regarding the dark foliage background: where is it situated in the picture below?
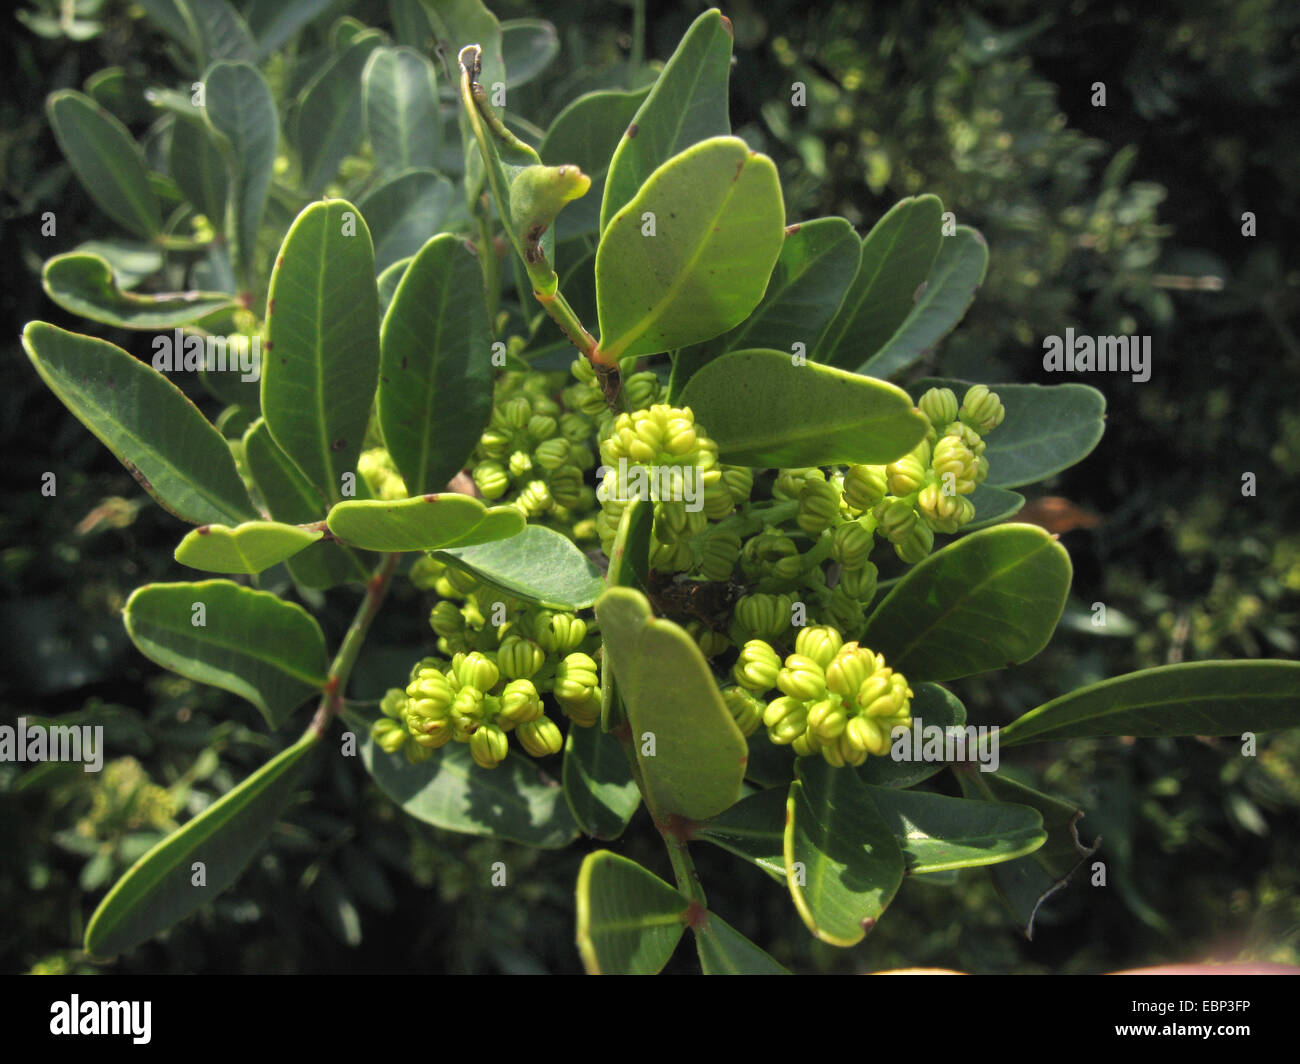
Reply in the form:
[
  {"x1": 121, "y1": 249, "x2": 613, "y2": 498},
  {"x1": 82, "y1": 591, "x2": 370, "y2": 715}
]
[{"x1": 2, "y1": 0, "x2": 1297, "y2": 974}]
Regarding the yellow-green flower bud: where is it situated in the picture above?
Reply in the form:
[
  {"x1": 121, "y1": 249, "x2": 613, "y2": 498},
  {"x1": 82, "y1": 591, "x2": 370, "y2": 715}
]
[
  {"x1": 470, "y1": 722, "x2": 510, "y2": 768},
  {"x1": 742, "y1": 533, "x2": 799, "y2": 580},
  {"x1": 791, "y1": 731, "x2": 821, "y2": 757},
  {"x1": 509, "y1": 450, "x2": 534, "y2": 479},
  {"x1": 442, "y1": 565, "x2": 479, "y2": 596},
  {"x1": 429, "y1": 601, "x2": 465, "y2": 639},
  {"x1": 479, "y1": 428, "x2": 512, "y2": 459},
  {"x1": 797, "y1": 477, "x2": 840, "y2": 535},
  {"x1": 831, "y1": 520, "x2": 873, "y2": 571},
  {"x1": 372, "y1": 717, "x2": 407, "y2": 753},
  {"x1": 698, "y1": 529, "x2": 742, "y2": 582},
  {"x1": 535, "y1": 611, "x2": 587, "y2": 655},
  {"x1": 406, "y1": 667, "x2": 454, "y2": 709},
  {"x1": 777, "y1": 653, "x2": 828, "y2": 701},
  {"x1": 451, "y1": 684, "x2": 486, "y2": 719},
  {"x1": 806, "y1": 697, "x2": 848, "y2": 742},
  {"x1": 570, "y1": 356, "x2": 596, "y2": 383},
  {"x1": 559, "y1": 412, "x2": 592, "y2": 444},
  {"x1": 734, "y1": 639, "x2": 781, "y2": 692},
  {"x1": 650, "y1": 537, "x2": 695, "y2": 572},
  {"x1": 917, "y1": 482, "x2": 963, "y2": 533},
  {"x1": 773, "y1": 467, "x2": 818, "y2": 501},
  {"x1": 554, "y1": 651, "x2": 599, "y2": 704},
  {"x1": 721, "y1": 465, "x2": 754, "y2": 505},
  {"x1": 886, "y1": 452, "x2": 928, "y2": 496},
  {"x1": 931, "y1": 435, "x2": 978, "y2": 495},
  {"x1": 894, "y1": 520, "x2": 934, "y2": 564},
  {"x1": 549, "y1": 466, "x2": 584, "y2": 509},
  {"x1": 473, "y1": 461, "x2": 510, "y2": 500},
  {"x1": 623, "y1": 370, "x2": 661, "y2": 410},
  {"x1": 499, "y1": 678, "x2": 543, "y2": 723},
  {"x1": 527, "y1": 414, "x2": 558, "y2": 443},
  {"x1": 960, "y1": 385, "x2": 1005, "y2": 433},
  {"x1": 498, "y1": 396, "x2": 531, "y2": 430},
  {"x1": 702, "y1": 471, "x2": 735, "y2": 520},
  {"x1": 497, "y1": 636, "x2": 545, "y2": 680},
  {"x1": 455, "y1": 651, "x2": 500, "y2": 693},
  {"x1": 843, "y1": 464, "x2": 888, "y2": 512},
  {"x1": 875, "y1": 497, "x2": 919, "y2": 541},
  {"x1": 721, "y1": 686, "x2": 765, "y2": 736},
  {"x1": 838, "y1": 561, "x2": 879, "y2": 601},
  {"x1": 918, "y1": 387, "x2": 959, "y2": 429},
  {"x1": 516, "y1": 479, "x2": 553, "y2": 515},
  {"x1": 517, "y1": 715, "x2": 564, "y2": 757},
  {"x1": 533, "y1": 437, "x2": 570, "y2": 471},
  {"x1": 794, "y1": 625, "x2": 844, "y2": 669},
  {"x1": 735, "y1": 593, "x2": 792, "y2": 642},
  {"x1": 380, "y1": 688, "x2": 408, "y2": 719},
  {"x1": 845, "y1": 715, "x2": 891, "y2": 757},
  {"x1": 764, "y1": 696, "x2": 809, "y2": 745}
]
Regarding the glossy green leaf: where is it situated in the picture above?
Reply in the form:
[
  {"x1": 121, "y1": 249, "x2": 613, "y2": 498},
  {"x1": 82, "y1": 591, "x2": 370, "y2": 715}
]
[
  {"x1": 594, "y1": 587, "x2": 746, "y2": 821},
  {"x1": 678, "y1": 348, "x2": 929, "y2": 468},
  {"x1": 695, "y1": 911, "x2": 790, "y2": 974},
  {"x1": 672, "y1": 217, "x2": 863, "y2": 396},
  {"x1": 862, "y1": 524, "x2": 1072, "y2": 683},
  {"x1": 433, "y1": 524, "x2": 601, "y2": 609},
  {"x1": 135, "y1": 0, "x2": 194, "y2": 50},
  {"x1": 595, "y1": 137, "x2": 784, "y2": 361},
  {"x1": 604, "y1": 496, "x2": 651, "y2": 593},
  {"x1": 815, "y1": 195, "x2": 942, "y2": 369},
  {"x1": 999, "y1": 661, "x2": 1300, "y2": 746},
  {"x1": 22, "y1": 322, "x2": 256, "y2": 525},
  {"x1": 378, "y1": 234, "x2": 491, "y2": 494},
  {"x1": 328, "y1": 495, "x2": 523, "y2": 553},
  {"x1": 914, "y1": 379, "x2": 1107, "y2": 490},
  {"x1": 123, "y1": 580, "x2": 328, "y2": 728},
  {"x1": 963, "y1": 483, "x2": 1026, "y2": 532},
  {"x1": 247, "y1": 0, "x2": 335, "y2": 58},
  {"x1": 169, "y1": 111, "x2": 227, "y2": 227},
  {"x1": 857, "y1": 682, "x2": 968, "y2": 788},
  {"x1": 860, "y1": 226, "x2": 989, "y2": 377},
  {"x1": 696, "y1": 785, "x2": 786, "y2": 881},
  {"x1": 562, "y1": 721, "x2": 640, "y2": 840},
  {"x1": 262, "y1": 199, "x2": 380, "y2": 505},
  {"x1": 72, "y1": 240, "x2": 162, "y2": 289},
  {"x1": 864, "y1": 786, "x2": 1046, "y2": 873},
  {"x1": 294, "y1": 32, "x2": 383, "y2": 196},
  {"x1": 360, "y1": 737, "x2": 577, "y2": 848},
  {"x1": 179, "y1": 0, "x2": 256, "y2": 67},
  {"x1": 576, "y1": 850, "x2": 687, "y2": 975},
  {"x1": 362, "y1": 46, "x2": 441, "y2": 177},
  {"x1": 743, "y1": 733, "x2": 796, "y2": 788},
  {"x1": 600, "y1": 8, "x2": 732, "y2": 233},
  {"x1": 47, "y1": 89, "x2": 160, "y2": 238},
  {"x1": 784, "y1": 758, "x2": 905, "y2": 946},
  {"x1": 421, "y1": 0, "x2": 505, "y2": 92},
  {"x1": 84, "y1": 730, "x2": 318, "y2": 958},
  {"x1": 174, "y1": 521, "x2": 323, "y2": 574},
  {"x1": 500, "y1": 18, "x2": 559, "y2": 87},
  {"x1": 540, "y1": 86, "x2": 650, "y2": 242},
  {"x1": 376, "y1": 256, "x2": 412, "y2": 317},
  {"x1": 242, "y1": 419, "x2": 371, "y2": 588},
  {"x1": 203, "y1": 61, "x2": 278, "y2": 288},
  {"x1": 42, "y1": 253, "x2": 237, "y2": 329}
]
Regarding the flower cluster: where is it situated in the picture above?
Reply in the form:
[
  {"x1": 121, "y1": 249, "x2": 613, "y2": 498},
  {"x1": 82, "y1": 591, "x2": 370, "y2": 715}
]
[{"x1": 728, "y1": 626, "x2": 913, "y2": 767}]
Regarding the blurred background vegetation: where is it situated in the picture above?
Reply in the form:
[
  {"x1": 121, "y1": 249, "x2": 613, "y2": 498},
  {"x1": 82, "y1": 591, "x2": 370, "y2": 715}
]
[{"x1": 2, "y1": 0, "x2": 1297, "y2": 974}]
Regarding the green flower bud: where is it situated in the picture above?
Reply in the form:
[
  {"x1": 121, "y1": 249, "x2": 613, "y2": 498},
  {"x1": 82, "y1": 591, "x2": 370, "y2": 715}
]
[
  {"x1": 691, "y1": 624, "x2": 731, "y2": 660},
  {"x1": 822, "y1": 588, "x2": 865, "y2": 639},
  {"x1": 470, "y1": 722, "x2": 510, "y2": 768},
  {"x1": 794, "y1": 626, "x2": 843, "y2": 669},
  {"x1": 838, "y1": 561, "x2": 879, "y2": 601},
  {"x1": 931, "y1": 435, "x2": 978, "y2": 495},
  {"x1": 527, "y1": 414, "x2": 559, "y2": 443},
  {"x1": 559, "y1": 412, "x2": 593, "y2": 444},
  {"x1": 380, "y1": 687, "x2": 408, "y2": 719},
  {"x1": 917, "y1": 482, "x2": 963, "y2": 533},
  {"x1": 918, "y1": 387, "x2": 959, "y2": 430},
  {"x1": 516, "y1": 479, "x2": 553, "y2": 515},
  {"x1": 894, "y1": 520, "x2": 934, "y2": 564},
  {"x1": 831, "y1": 520, "x2": 873, "y2": 571},
  {"x1": 429, "y1": 601, "x2": 466, "y2": 639},
  {"x1": 623, "y1": 371, "x2": 661, "y2": 410},
  {"x1": 517, "y1": 715, "x2": 564, "y2": 757},
  {"x1": 721, "y1": 465, "x2": 754, "y2": 505},
  {"x1": 797, "y1": 478, "x2": 841, "y2": 535},
  {"x1": 473, "y1": 461, "x2": 510, "y2": 500},
  {"x1": 499, "y1": 678, "x2": 544, "y2": 723},
  {"x1": 845, "y1": 715, "x2": 891, "y2": 757},
  {"x1": 960, "y1": 385, "x2": 1005, "y2": 433},
  {"x1": 508, "y1": 449, "x2": 534, "y2": 479},
  {"x1": 763, "y1": 696, "x2": 810, "y2": 745},
  {"x1": 735, "y1": 593, "x2": 792, "y2": 642},
  {"x1": 569, "y1": 442, "x2": 596, "y2": 472},
  {"x1": 791, "y1": 731, "x2": 821, "y2": 758},
  {"x1": 533, "y1": 437, "x2": 570, "y2": 471},
  {"x1": 721, "y1": 686, "x2": 765, "y2": 737},
  {"x1": 649, "y1": 537, "x2": 694, "y2": 572},
  {"x1": 498, "y1": 396, "x2": 532, "y2": 430},
  {"x1": 875, "y1": 497, "x2": 919, "y2": 541},
  {"x1": 454, "y1": 651, "x2": 499, "y2": 693},
  {"x1": 843, "y1": 464, "x2": 888, "y2": 512},
  {"x1": 825, "y1": 644, "x2": 873, "y2": 698},
  {"x1": 479, "y1": 428, "x2": 512, "y2": 459},
  {"x1": 372, "y1": 717, "x2": 408, "y2": 754},
  {"x1": 697, "y1": 529, "x2": 742, "y2": 582},
  {"x1": 886, "y1": 452, "x2": 928, "y2": 496},
  {"x1": 497, "y1": 636, "x2": 545, "y2": 680},
  {"x1": 535, "y1": 611, "x2": 588, "y2": 655},
  {"x1": 549, "y1": 466, "x2": 585, "y2": 509},
  {"x1": 806, "y1": 696, "x2": 849, "y2": 742},
  {"x1": 777, "y1": 653, "x2": 828, "y2": 701},
  {"x1": 701, "y1": 470, "x2": 735, "y2": 520},
  {"x1": 554, "y1": 651, "x2": 600, "y2": 707},
  {"x1": 451, "y1": 684, "x2": 487, "y2": 719},
  {"x1": 773, "y1": 468, "x2": 818, "y2": 501},
  {"x1": 570, "y1": 356, "x2": 596, "y2": 384},
  {"x1": 742, "y1": 533, "x2": 799, "y2": 581},
  {"x1": 733, "y1": 639, "x2": 782, "y2": 692},
  {"x1": 406, "y1": 667, "x2": 454, "y2": 710},
  {"x1": 442, "y1": 565, "x2": 479, "y2": 596}
]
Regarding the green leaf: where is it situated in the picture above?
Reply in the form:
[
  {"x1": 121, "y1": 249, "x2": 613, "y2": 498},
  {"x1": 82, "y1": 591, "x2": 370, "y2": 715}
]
[
  {"x1": 169, "y1": 112, "x2": 227, "y2": 227},
  {"x1": 695, "y1": 911, "x2": 790, "y2": 974},
  {"x1": 672, "y1": 217, "x2": 863, "y2": 397},
  {"x1": 857, "y1": 682, "x2": 967, "y2": 788},
  {"x1": 376, "y1": 256, "x2": 412, "y2": 317},
  {"x1": 420, "y1": 0, "x2": 505, "y2": 92},
  {"x1": 247, "y1": 0, "x2": 335, "y2": 59},
  {"x1": 562, "y1": 721, "x2": 640, "y2": 840},
  {"x1": 500, "y1": 18, "x2": 559, "y2": 87},
  {"x1": 360, "y1": 737, "x2": 577, "y2": 848},
  {"x1": 362, "y1": 46, "x2": 441, "y2": 177},
  {"x1": 599, "y1": 8, "x2": 732, "y2": 233},
  {"x1": 696, "y1": 785, "x2": 787, "y2": 881},
  {"x1": 433, "y1": 524, "x2": 602, "y2": 609},
  {"x1": 815, "y1": 195, "x2": 943, "y2": 369},
  {"x1": 575, "y1": 850, "x2": 687, "y2": 975},
  {"x1": 22, "y1": 322, "x2": 256, "y2": 525},
  {"x1": 179, "y1": 0, "x2": 257, "y2": 67},
  {"x1": 859, "y1": 226, "x2": 989, "y2": 377},
  {"x1": 203, "y1": 61, "x2": 278, "y2": 288},
  {"x1": 604, "y1": 496, "x2": 652, "y2": 593},
  {"x1": 135, "y1": 0, "x2": 195, "y2": 50},
  {"x1": 378, "y1": 234, "x2": 491, "y2": 494},
  {"x1": 595, "y1": 137, "x2": 785, "y2": 361},
  {"x1": 42, "y1": 253, "x2": 237, "y2": 329},
  {"x1": 864, "y1": 786, "x2": 1046, "y2": 873},
  {"x1": 262, "y1": 199, "x2": 380, "y2": 505},
  {"x1": 242, "y1": 420, "x2": 371, "y2": 588},
  {"x1": 540, "y1": 86, "x2": 650, "y2": 242},
  {"x1": 963, "y1": 483, "x2": 1026, "y2": 532},
  {"x1": 84, "y1": 730, "x2": 318, "y2": 958},
  {"x1": 999, "y1": 661, "x2": 1300, "y2": 746},
  {"x1": 784, "y1": 758, "x2": 904, "y2": 946},
  {"x1": 294, "y1": 31, "x2": 384, "y2": 196},
  {"x1": 328, "y1": 495, "x2": 523, "y2": 553},
  {"x1": 174, "y1": 521, "x2": 323, "y2": 574},
  {"x1": 124, "y1": 580, "x2": 328, "y2": 728},
  {"x1": 862, "y1": 524, "x2": 1072, "y2": 683},
  {"x1": 594, "y1": 587, "x2": 747, "y2": 821},
  {"x1": 47, "y1": 89, "x2": 161, "y2": 238},
  {"x1": 678, "y1": 349, "x2": 929, "y2": 468},
  {"x1": 914, "y1": 379, "x2": 1107, "y2": 490},
  {"x1": 71, "y1": 240, "x2": 162, "y2": 289}
]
